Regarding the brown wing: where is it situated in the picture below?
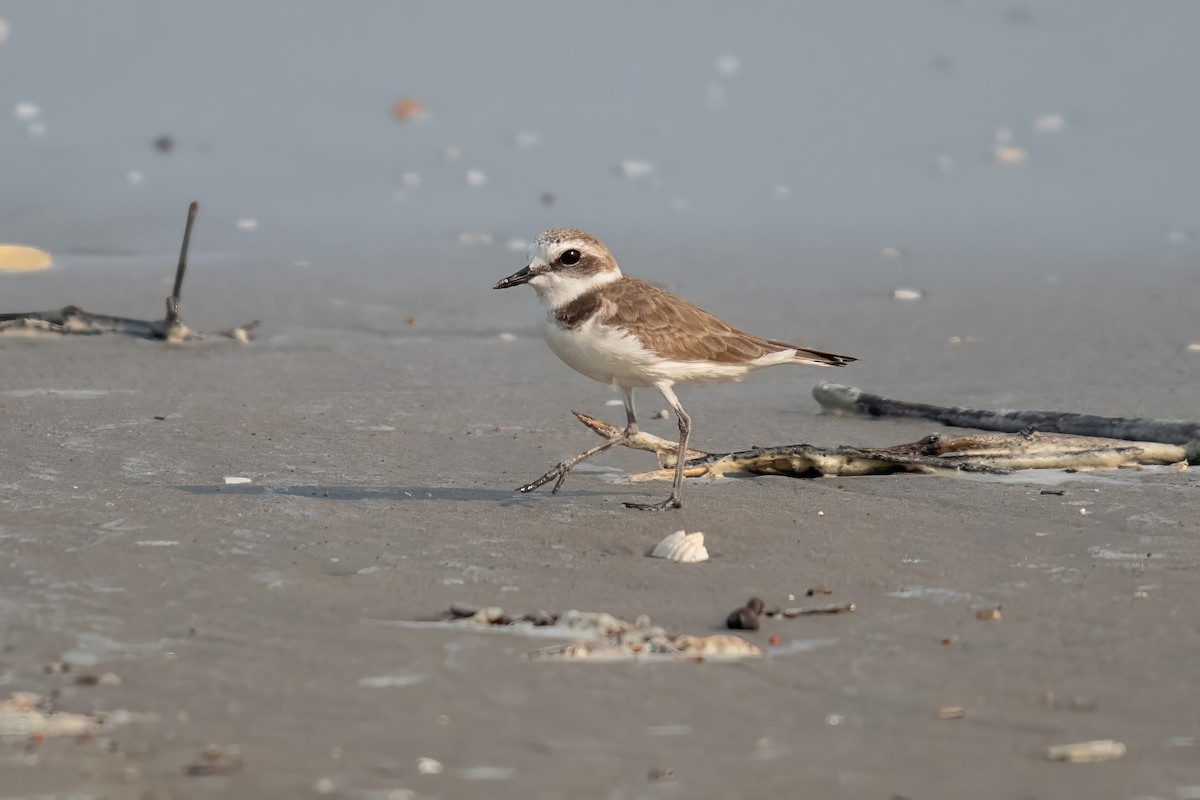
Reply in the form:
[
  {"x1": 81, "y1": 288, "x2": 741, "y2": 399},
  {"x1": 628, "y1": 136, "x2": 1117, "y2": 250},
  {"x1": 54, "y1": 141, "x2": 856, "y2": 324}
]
[{"x1": 601, "y1": 278, "x2": 855, "y2": 365}]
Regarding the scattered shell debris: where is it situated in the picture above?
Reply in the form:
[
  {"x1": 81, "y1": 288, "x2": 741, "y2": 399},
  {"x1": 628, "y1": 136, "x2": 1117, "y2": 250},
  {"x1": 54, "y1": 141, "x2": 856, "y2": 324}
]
[
  {"x1": 420, "y1": 603, "x2": 761, "y2": 662},
  {"x1": 937, "y1": 706, "x2": 966, "y2": 720},
  {"x1": 727, "y1": 595, "x2": 855, "y2": 630},
  {"x1": 0, "y1": 244, "x2": 53, "y2": 272},
  {"x1": 1046, "y1": 739, "x2": 1126, "y2": 763},
  {"x1": 0, "y1": 691, "x2": 105, "y2": 738},
  {"x1": 650, "y1": 530, "x2": 709, "y2": 563},
  {"x1": 893, "y1": 288, "x2": 924, "y2": 301},
  {"x1": 223, "y1": 476, "x2": 252, "y2": 485}
]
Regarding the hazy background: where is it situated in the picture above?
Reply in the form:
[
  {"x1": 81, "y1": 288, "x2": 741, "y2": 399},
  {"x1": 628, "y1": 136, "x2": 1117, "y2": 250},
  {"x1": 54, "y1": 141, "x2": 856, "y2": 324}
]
[{"x1": 2, "y1": 1, "x2": 1198, "y2": 328}]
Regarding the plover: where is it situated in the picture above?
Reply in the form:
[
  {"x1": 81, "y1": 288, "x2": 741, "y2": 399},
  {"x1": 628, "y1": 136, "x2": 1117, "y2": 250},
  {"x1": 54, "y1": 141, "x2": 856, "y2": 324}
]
[{"x1": 494, "y1": 228, "x2": 855, "y2": 511}]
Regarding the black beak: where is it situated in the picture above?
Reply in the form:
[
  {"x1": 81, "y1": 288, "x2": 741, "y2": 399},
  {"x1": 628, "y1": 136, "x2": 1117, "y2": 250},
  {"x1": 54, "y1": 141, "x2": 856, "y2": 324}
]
[{"x1": 493, "y1": 265, "x2": 533, "y2": 290}]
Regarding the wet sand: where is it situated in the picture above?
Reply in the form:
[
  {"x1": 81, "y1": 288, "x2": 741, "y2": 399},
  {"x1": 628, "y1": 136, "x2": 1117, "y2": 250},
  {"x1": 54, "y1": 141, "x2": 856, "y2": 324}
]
[
  {"x1": 2, "y1": 258, "x2": 1199, "y2": 799},
  {"x1": 4, "y1": 2, "x2": 1200, "y2": 797}
]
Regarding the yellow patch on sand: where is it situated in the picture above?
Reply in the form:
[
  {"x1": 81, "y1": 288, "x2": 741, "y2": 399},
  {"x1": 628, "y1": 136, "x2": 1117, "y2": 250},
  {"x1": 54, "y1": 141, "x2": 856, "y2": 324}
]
[{"x1": 0, "y1": 245, "x2": 53, "y2": 272}]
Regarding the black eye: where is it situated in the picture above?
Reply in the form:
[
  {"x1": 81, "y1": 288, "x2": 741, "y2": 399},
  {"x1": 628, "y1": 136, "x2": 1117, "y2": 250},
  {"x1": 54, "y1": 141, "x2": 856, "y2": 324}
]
[{"x1": 559, "y1": 249, "x2": 581, "y2": 266}]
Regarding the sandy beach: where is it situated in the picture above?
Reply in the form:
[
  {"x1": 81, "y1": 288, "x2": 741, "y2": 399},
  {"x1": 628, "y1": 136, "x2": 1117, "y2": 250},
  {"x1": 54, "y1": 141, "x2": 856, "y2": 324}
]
[{"x1": 3, "y1": 3, "x2": 1199, "y2": 799}]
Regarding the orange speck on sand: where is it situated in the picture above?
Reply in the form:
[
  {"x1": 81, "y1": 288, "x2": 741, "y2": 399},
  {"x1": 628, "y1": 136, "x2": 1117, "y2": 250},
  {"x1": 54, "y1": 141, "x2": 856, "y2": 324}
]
[{"x1": 392, "y1": 99, "x2": 426, "y2": 121}]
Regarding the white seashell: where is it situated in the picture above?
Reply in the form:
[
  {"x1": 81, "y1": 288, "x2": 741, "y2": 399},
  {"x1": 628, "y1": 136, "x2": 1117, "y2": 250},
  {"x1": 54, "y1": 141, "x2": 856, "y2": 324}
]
[
  {"x1": 416, "y1": 757, "x2": 444, "y2": 775},
  {"x1": 892, "y1": 288, "x2": 924, "y2": 301},
  {"x1": 650, "y1": 531, "x2": 709, "y2": 563},
  {"x1": 223, "y1": 476, "x2": 252, "y2": 485}
]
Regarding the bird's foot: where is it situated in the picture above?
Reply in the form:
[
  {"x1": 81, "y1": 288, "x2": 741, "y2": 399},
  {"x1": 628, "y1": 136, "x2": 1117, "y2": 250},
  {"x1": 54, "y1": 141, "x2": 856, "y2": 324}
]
[
  {"x1": 623, "y1": 496, "x2": 682, "y2": 512},
  {"x1": 517, "y1": 463, "x2": 570, "y2": 494}
]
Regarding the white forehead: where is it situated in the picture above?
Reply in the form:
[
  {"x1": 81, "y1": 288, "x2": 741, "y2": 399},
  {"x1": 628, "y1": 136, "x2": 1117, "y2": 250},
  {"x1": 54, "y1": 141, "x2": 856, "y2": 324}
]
[{"x1": 529, "y1": 234, "x2": 591, "y2": 264}]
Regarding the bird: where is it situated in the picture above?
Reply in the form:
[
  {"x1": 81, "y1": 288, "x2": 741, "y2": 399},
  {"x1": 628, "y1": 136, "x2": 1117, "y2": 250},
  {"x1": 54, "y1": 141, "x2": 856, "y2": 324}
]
[{"x1": 493, "y1": 228, "x2": 855, "y2": 511}]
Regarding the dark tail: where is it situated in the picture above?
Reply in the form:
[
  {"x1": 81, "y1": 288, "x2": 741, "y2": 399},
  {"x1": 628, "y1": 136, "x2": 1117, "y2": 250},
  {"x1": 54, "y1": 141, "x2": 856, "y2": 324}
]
[{"x1": 793, "y1": 346, "x2": 856, "y2": 367}]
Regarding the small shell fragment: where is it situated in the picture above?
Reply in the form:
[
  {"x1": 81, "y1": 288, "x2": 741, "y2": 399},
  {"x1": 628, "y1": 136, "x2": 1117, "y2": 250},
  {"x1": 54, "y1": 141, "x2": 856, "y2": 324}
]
[
  {"x1": 937, "y1": 706, "x2": 965, "y2": 719},
  {"x1": 892, "y1": 288, "x2": 924, "y2": 301},
  {"x1": 650, "y1": 531, "x2": 709, "y2": 564},
  {"x1": 673, "y1": 634, "x2": 762, "y2": 659},
  {"x1": 618, "y1": 160, "x2": 655, "y2": 178},
  {"x1": 392, "y1": 98, "x2": 427, "y2": 121},
  {"x1": 1046, "y1": 740, "x2": 1126, "y2": 763},
  {"x1": 993, "y1": 144, "x2": 1029, "y2": 165},
  {"x1": 223, "y1": 476, "x2": 252, "y2": 485},
  {"x1": 0, "y1": 692, "x2": 99, "y2": 737},
  {"x1": 975, "y1": 607, "x2": 1002, "y2": 621},
  {"x1": 1033, "y1": 113, "x2": 1066, "y2": 134},
  {"x1": 0, "y1": 245, "x2": 52, "y2": 272},
  {"x1": 416, "y1": 757, "x2": 444, "y2": 775}
]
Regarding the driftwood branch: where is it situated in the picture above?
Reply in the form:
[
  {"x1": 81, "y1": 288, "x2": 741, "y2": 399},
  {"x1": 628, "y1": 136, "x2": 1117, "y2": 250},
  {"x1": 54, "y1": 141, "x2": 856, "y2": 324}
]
[
  {"x1": 813, "y1": 382, "x2": 1200, "y2": 448},
  {"x1": 0, "y1": 202, "x2": 258, "y2": 342},
  {"x1": 572, "y1": 395, "x2": 1195, "y2": 483}
]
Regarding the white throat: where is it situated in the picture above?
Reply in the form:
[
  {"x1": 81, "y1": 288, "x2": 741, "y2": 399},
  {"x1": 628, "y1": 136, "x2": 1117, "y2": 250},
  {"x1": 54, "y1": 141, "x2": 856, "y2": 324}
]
[{"x1": 528, "y1": 267, "x2": 621, "y2": 308}]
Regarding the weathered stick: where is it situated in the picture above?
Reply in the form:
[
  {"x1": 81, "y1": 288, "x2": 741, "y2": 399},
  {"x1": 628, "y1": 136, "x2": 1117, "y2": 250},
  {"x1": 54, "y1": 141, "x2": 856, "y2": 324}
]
[
  {"x1": 814, "y1": 382, "x2": 1200, "y2": 448},
  {"x1": 0, "y1": 202, "x2": 258, "y2": 342}
]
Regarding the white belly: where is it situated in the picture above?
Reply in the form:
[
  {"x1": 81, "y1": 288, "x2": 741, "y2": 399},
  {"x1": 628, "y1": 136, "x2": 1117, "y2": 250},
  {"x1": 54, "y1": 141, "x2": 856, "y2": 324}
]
[{"x1": 538, "y1": 314, "x2": 762, "y2": 388}]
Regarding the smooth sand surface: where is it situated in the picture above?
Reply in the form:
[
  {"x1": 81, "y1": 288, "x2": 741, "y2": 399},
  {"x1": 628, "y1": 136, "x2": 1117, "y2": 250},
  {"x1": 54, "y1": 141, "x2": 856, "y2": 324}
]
[
  {"x1": 3, "y1": 2, "x2": 1200, "y2": 797},
  {"x1": 2, "y1": 257, "x2": 1198, "y2": 799}
]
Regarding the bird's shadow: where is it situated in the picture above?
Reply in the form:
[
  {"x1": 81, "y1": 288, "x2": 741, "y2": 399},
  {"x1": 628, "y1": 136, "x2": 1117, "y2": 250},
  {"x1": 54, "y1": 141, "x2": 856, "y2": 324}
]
[{"x1": 177, "y1": 484, "x2": 599, "y2": 505}]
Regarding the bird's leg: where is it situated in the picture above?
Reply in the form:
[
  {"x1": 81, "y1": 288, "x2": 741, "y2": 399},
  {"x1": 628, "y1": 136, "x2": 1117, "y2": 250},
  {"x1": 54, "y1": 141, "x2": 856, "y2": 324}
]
[
  {"x1": 518, "y1": 388, "x2": 639, "y2": 494},
  {"x1": 624, "y1": 384, "x2": 690, "y2": 511}
]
